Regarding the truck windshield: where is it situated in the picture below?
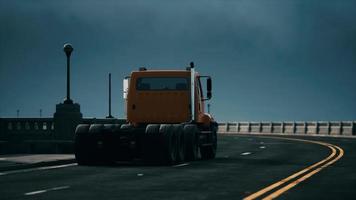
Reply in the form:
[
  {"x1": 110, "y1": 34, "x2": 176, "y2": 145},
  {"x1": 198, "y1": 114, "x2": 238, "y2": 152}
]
[{"x1": 136, "y1": 77, "x2": 189, "y2": 91}]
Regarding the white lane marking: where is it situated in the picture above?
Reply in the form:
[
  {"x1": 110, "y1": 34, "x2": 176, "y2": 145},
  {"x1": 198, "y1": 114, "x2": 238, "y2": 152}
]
[
  {"x1": 0, "y1": 163, "x2": 77, "y2": 176},
  {"x1": 24, "y1": 185, "x2": 70, "y2": 196},
  {"x1": 51, "y1": 186, "x2": 70, "y2": 190},
  {"x1": 0, "y1": 158, "x2": 7, "y2": 161},
  {"x1": 137, "y1": 173, "x2": 144, "y2": 177},
  {"x1": 259, "y1": 146, "x2": 266, "y2": 149},
  {"x1": 241, "y1": 152, "x2": 252, "y2": 156},
  {"x1": 38, "y1": 163, "x2": 77, "y2": 170},
  {"x1": 25, "y1": 190, "x2": 47, "y2": 196},
  {"x1": 172, "y1": 163, "x2": 190, "y2": 168}
]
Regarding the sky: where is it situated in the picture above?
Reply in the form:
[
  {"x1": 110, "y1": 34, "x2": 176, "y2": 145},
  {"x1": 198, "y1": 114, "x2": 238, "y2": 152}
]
[{"x1": 0, "y1": 0, "x2": 355, "y2": 122}]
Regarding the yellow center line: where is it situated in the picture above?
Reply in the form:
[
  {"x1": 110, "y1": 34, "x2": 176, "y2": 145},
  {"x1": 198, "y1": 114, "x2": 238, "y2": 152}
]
[
  {"x1": 262, "y1": 144, "x2": 344, "y2": 200},
  {"x1": 243, "y1": 136, "x2": 344, "y2": 200}
]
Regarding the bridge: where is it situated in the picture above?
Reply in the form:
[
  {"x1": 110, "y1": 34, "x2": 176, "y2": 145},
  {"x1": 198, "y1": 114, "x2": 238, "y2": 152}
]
[
  {"x1": 1, "y1": 45, "x2": 355, "y2": 200},
  {"x1": 0, "y1": 123, "x2": 355, "y2": 199},
  {"x1": 1, "y1": 117, "x2": 355, "y2": 153},
  {"x1": 1, "y1": 115, "x2": 355, "y2": 200}
]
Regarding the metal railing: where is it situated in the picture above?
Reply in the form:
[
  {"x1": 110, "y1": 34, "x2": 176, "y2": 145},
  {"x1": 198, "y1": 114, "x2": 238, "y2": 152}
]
[
  {"x1": 0, "y1": 118, "x2": 55, "y2": 140},
  {"x1": 0, "y1": 117, "x2": 127, "y2": 154},
  {"x1": 0, "y1": 117, "x2": 126, "y2": 141},
  {"x1": 218, "y1": 121, "x2": 356, "y2": 136}
]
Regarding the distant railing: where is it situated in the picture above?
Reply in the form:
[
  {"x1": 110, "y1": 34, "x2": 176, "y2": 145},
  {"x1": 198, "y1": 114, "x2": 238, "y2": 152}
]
[
  {"x1": 0, "y1": 117, "x2": 127, "y2": 153},
  {"x1": 0, "y1": 117, "x2": 126, "y2": 141},
  {"x1": 218, "y1": 121, "x2": 356, "y2": 136},
  {"x1": 0, "y1": 118, "x2": 55, "y2": 140}
]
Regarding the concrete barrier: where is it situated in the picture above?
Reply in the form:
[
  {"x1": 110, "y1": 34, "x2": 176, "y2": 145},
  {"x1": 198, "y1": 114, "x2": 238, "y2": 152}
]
[
  {"x1": 218, "y1": 121, "x2": 356, "y2": 137},
  {"x1": 0, "y1": 117, "x2": 126, "y2": 154}
]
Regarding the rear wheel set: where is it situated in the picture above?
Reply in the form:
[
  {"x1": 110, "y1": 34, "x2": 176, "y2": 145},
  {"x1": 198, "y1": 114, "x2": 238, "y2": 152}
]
[
  {"x1": 183, "y1": 124, "x2": 199, "y2": 161},
  {"x1": 75, "y1": 123, "x2": 216, "y2": 166},
  {"x1": 74, "y1": 124, "x2": 91, "y2": 165},
  {"x1": 143, "y1": 124, "x2": 179, "y2": 165},
  {"x1": 74, "y1": 123, "x2": 121, "y2": 165},
  {"x1": 143, "y1": 124, "x2": 199, "y2": 165}
]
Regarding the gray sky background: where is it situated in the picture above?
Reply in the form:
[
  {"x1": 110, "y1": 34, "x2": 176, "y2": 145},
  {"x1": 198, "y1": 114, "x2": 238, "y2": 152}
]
[{"x1": 0, "y1": 0, "x2": 355, "y2": 121}]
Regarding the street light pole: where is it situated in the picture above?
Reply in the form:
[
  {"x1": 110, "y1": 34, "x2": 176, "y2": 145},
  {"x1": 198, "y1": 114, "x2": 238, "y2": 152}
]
[
  {"x1": 63, "y1": 43, "x2": 73, "y2": 104},
  {"x1": 107, "y1": 73, "x2": 113, "y2": 118}
]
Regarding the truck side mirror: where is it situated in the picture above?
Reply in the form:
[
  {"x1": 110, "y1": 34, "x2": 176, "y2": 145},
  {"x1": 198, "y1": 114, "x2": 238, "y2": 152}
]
[{"x1": 207, "y1": 77, "x2": 212, "y2": 99}]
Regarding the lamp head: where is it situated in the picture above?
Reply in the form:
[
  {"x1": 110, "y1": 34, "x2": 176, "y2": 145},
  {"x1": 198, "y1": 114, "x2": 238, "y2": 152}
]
[{"x1": 63, "y1": 43, "x2": 73, "y2": 57}]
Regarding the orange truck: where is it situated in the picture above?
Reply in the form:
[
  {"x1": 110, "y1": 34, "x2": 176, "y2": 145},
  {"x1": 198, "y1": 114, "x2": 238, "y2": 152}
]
[{"x1": 74, "y1": 62, "x2": 217, "y2": 165}]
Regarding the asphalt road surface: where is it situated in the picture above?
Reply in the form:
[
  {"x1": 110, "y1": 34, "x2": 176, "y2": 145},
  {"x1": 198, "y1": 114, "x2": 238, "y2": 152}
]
[{"x1": 1, "y1": 134, "x2": 355, "y2": 200}]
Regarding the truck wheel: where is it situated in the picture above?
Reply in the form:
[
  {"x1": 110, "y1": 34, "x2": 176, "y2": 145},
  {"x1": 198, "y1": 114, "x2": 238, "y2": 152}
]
[
  {"x1": 143, "y1": 124, "x2": 161, "y2": 162},
  {"x1": 88, "y1": 124, "x2": 109, "y2": 164},
  {"x1": 75, "y1": 124, "x2": 91, "y2": 165},
  {"x1": 200, "y1": 129, "x2": 217, "y2": 160},
  {"x1": 160, "y1": 124, "x2": 177, "y2": 165},
  {"x1": 173, "y1": 124, "x2": 185, "y2": 163},
  {"x1": 183, "y1": 124, "x2": 199, "y2": 161},
  {"x1": 120, "y1": 124, "x2": 133, "y2": 130},
  {"x1": 102, "y1": 124, "x2": 121, "y2": 163}
]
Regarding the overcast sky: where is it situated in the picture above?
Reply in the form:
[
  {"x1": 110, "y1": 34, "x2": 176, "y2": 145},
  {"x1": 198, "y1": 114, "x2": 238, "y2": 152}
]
[{"x1": 0, "y1": 0, "x2": 355, "y2": 121}]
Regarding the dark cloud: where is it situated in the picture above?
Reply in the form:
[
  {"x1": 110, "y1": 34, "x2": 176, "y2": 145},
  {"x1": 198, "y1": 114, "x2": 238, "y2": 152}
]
[{"x1": 0, "y1": 0, "x2": 355, "y2": 121}]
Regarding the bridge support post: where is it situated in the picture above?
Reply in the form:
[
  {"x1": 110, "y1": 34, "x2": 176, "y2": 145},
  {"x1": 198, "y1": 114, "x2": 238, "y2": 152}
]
[
  {"x1": 259, "y1": 122, "x2": 262, "y2": 133},
  {"x1": 304, "y1": 122, "x2": 307, "y2": 134},
  {"x1": 281, "y1": 122, "x2": 285, "y2": 133},
  {"x1": 53, "y1": 103, "x2": 82, "y2": 140}
]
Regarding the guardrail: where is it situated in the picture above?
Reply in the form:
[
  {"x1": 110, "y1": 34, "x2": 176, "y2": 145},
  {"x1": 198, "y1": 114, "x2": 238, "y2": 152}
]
[
  {"x1": 218, "y1": 121, "x2": 356, "y2": 136},
  {"x1": 0, "y1": 118, "x2": 55, "y2": 140},
  {"x1": 0, "y1": 117, "x2": 126, "y2": 154},
  {"x1": 0, "y1": 117, "x2": 126, "y2": 140}
]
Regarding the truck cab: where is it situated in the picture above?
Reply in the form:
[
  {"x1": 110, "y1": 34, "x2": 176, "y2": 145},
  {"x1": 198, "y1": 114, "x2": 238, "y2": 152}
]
[{"x1": 124, "y1": 67, "x2": 214, "y2": 126}]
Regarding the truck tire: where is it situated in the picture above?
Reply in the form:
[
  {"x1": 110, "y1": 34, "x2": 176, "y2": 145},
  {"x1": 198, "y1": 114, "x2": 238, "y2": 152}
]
[
  {"x1": 88, "y1": 124, "x2": 110, "y2": 164},
  {"x1": 173, "y1": 124, "x2": 185, "y2": 163},
  {"x1": 75, "y1": 124, "x2": 91, "y2": 165},
  {"x1": 102, "y1": 124, "x2": 121, "y2": 163},
  {"x1": 120, "y1": 124, "x2": 133, "y2": 130},
  {"x1": 159, "y1": 124, "x2": 177, "y2": 165},
  {"x1": 143, "y1": 124, "x2": 161, "y2": 162},
  {"x1": 200, "y1": 129, "x2": 217, "y2": 160},
  {"x1": 183, "y1": 124, "x2": 199, "y2": 161}
]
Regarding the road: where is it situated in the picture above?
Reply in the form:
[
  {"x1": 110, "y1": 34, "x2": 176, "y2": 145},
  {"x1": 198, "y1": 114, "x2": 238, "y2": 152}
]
[{"x1": 1, "y1": 134, "x2": 355, "y2": 200}]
